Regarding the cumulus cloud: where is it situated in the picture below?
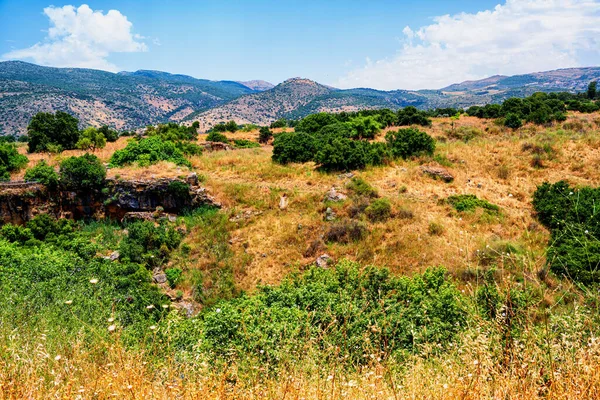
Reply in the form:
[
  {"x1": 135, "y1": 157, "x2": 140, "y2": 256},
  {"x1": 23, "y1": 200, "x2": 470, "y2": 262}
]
[
  {"x1": 3, "y1": 4, "x2": 147, "y2": 71},
  {"x1": 337, "y1": 0, "x2": 600, "y2": 90}
]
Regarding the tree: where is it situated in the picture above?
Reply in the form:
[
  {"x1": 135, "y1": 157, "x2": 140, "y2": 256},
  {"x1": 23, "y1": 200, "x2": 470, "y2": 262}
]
[
  {"x1": 59, "y1": 154, "x2": 106, "y2": 191},
  {"x1": 296, "y1": 113, "x2": 338, "y2": 134},
  {"x1": 385, "y1": 128, "x2": 435, "y2": 159},
  {"x1": 272, "y1": 132, "x2": 317, "y2": 164},
  {"x1": 98, "y1": 125, "x2": 119, "y2": 142},
  {"x1": 258, "y1": 126, "x2": 273, "y2": 144},
  {"x1": 206, "y1": 132, "x2": 229, "y2": 143},
  {"x1": 350, "y1": 116, "x2": 381, "y2": 139},
  {"x1": 504, "y1": 113, "x2": 523, "y2": 130},
  {"x1": 0, "y1": 142, "x2": 28, "y2": 181},
  {"x1": 76, "y1": 127, "x2": 106, "y2": 152},
  {"x1": 24, "y1": 160, "x2": 59, "y2": 189},
  {"x1": 270, "y1": 119, "x2": 287, "y2": 129},
  {"x1": 27, "y1": 111, "x2": 80, "y2": 153},
  {"x1": 225, "y1": 120, "x2": 239, "y2": 133},
  {"x1": 587, "y1": 81, "x2": 597, "y2": 100}
]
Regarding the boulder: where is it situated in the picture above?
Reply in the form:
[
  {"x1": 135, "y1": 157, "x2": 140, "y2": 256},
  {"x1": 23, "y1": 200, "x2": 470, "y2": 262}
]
[
  {"x1": 316, "y1": 254, "x2": 333, "y2": 268},
  {"x1": 420, "y1": 165, "x2": 455, "y2": 183},
  {"x1": 325, "y1": 207, "x2": 337, "y2": 221},
  {"x1": 324, "y1": 186, "x2": 347, "y2": 202}
]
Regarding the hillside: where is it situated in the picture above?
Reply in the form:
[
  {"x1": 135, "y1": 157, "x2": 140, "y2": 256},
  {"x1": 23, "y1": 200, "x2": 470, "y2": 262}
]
[
  {"x1": 2, "y1": 61, "x2": 600, "y2": 134},
  {"x1": 0, "y1": 61, "x2": 256, "y2": 134}
]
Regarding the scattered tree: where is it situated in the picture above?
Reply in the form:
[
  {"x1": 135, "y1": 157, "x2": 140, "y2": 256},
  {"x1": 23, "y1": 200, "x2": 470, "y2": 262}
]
[{"x1": 27, "y1": 111, "x2": 80, "y2": 153}]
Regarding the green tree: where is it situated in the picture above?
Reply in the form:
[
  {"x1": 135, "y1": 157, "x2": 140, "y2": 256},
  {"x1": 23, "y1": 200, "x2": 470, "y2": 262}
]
[
  {"x1": 98, "y1": 125, "x2": 119, "y2": 142},
  {"x1": 76, "y1": 127, "x2": 107, "y2": 152},
  {"x1": 385, "y1": 128, "x2": 435, "y2": 159},
  {"x1": 272, "y1": 132, "x2": 317, "y2": 164},
  {"x1": 0, "y1": 142, "x2": 28, "y2": 181},
  {"x1": 225, "y1": 120, "x2": 239, "y2": 133},
  {"x1": 24, "y1": 160, "x2": 59, "y2": 189},
  {"x1": 27, "y1": 111, "x2": 80, "y2": 153},
  {"x1": 587, "y1": 81, "x2": 597, "y2": 100},
  {"x1": 504, "y1": 113, "x2": 523, "y2": 129},
  {"x1": 350, "y1": 116, "x2": 381, "y2": 139},
  {"x1": 59, "y1": 154, "x2": 106, "y2": 191}
]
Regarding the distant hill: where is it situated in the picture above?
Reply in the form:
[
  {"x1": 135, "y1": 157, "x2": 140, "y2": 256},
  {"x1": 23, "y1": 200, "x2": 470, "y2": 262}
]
[
  {"x1": 0, "y1": 61, "x2": 256, "y2": 134},
  {"x1": 1, "y1": 61, "x2": 600, "y2": 134},
  {"x1": 236, "y1": 80, "x2": 275, "y2": 91}
]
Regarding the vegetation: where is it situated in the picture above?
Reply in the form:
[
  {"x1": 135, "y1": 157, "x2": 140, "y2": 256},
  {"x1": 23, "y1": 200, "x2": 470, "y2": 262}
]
[
  {"x1": 447, "y1": 194, "x2": 499, "y2": 214},
  {"x1": 258, "y1": 126, "x2": 273, "y2": 143},
  {"x1": 24, "y1": 160, "x2": 59, "y2": 189},
  {"x1": 385, "y1": 128, "x2": 436, "y2": 159},
  {"x1": 233, "y1": 139, "x2": 260, "y2": 148},
  {"x1": 59, "y1": 154, "x2": 106, "y2": 191},
  {"x1": 0, "y1": 142, "x2": 28, "y2": 180},
  {"x1": 76, "y1": 127, "x2": 107, "y2": 152},
  {"x1": 110, "y1": 136, "x2": 191, "y2": 167},
  {"x1": 27, "y1": 111, "x2": 80, "y2": 153},
  {"x1": 206, "y1": 131, "x2": 229, "y2": 143}
]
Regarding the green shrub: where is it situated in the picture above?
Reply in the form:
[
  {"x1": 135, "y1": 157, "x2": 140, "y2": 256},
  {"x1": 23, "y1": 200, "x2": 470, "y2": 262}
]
[
  {"x1": 346, "y1": 177, "x2": 378, "y2": 198},
  {"x1": 206, "y1": 132, "x2": 229, "y2": 143},
  {"x1": 24, "y1": 160, "x2": 59, "y2": 189},
  {"x1": 365, "y1": 198, "x2": 392, "y2": 222},
  {"x1": 546, "y1": 226, "x2": 600, "y2": 284},
  {"x1": 197, "y1": 261, "x2": 465, "y2": 366},
  {"x1": 119, "y1": 221, "x2": 182, "y2": 268},
  {"x1": 27, "y1": 111, "x2": 80, "y2": 153},
  {"x1": 349, "y1": 116, "x2": 381, "y2": 139},
  {"x1": 167, "y1": 180, "x2": 191, "y2": 201},
  {"x1": 314, "y1": 136, "x2": 388, "y2": 171},
  {"x1": 59, "y1": 154, "x2": 106, "y2": 191},
  {"x1": 233, "y1": 139, "x2": 260, "y2": 149},
  {"x1": 76, "y1": 127, "x2": 106, "y2": 151},
  {"x1": 109, "y1": 136, "x2": 191, "y2": 167},
  {"x1": 428, "y1": 222, "x2": 445, "y2": 236},
  {"x1": 258, "y1": 126, "x2": 273, "y2": 144},
  {"x1": 0, "y1": 142, "x2": 28, "y2": 181},
  {"x1": 385, "y1": 128, "x2": 435, "y2": 159},
  {"x1": 98, "y1": 125, "x2": 119, "y2": 142},
  {"x1": 0, "y1": 224, "x2": 33, "y2": 243},
  {"x1": 447, "y1": 194, "x2": 499, "y2": 213},
  {"x1": 165, "y1": 267, "x2": 183, "y2": 288},
  {"x1": 396, "y1": 106, "x2": 432, "y2": 127},
  {"x1": 504, "y1": 113, "x2": 523, "y2": 129},
  {"x1": 270, "y1": 119, "x2": 287, "y2": 129},
  {"x1": 272, "y1": 132, "x2": 317, "y2": 164},
  {"x1": 295, "y1": 113, "x2": 338, "y2": 134}
]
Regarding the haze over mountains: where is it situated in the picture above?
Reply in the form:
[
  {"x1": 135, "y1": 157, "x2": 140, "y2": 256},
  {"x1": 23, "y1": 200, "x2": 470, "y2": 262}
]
[{"x1": 1, "y1": 60, "x2": 600, "y2": 135}]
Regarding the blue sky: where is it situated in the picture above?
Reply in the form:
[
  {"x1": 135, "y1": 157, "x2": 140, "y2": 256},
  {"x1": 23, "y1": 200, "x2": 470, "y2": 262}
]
[{"x1": 2, "y1": 0, "x2": 600, "y2": 89}]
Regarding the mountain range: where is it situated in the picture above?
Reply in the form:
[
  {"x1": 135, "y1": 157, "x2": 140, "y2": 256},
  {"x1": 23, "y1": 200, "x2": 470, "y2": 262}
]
[{"x1": 1, "y1": 61, "x2": 600, "y2": 134}]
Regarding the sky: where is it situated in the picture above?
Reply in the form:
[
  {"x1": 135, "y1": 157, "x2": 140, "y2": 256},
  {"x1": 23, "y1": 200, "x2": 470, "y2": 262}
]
[{"x1": 1, "y1": 0, "x2": 600, "y2": 90}]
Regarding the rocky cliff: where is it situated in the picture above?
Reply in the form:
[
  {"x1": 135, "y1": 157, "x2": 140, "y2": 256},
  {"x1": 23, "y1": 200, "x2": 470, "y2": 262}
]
[{"x1": 0, "y1": 175, "x2": 218, "y2": 225}]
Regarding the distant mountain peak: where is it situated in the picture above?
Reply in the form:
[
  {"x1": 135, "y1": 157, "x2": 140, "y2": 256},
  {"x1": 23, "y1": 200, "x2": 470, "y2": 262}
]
[{"x1": 236, "y1": 80, "x2": 274, "y2": 91}]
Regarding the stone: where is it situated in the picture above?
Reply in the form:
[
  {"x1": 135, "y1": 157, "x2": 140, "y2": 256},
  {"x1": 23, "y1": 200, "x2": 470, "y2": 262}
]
[
  {"x1": 324, "y1": 186, "x2": 347, "y2": 202},
  {"x1": 279, "y1": 194, "x2": 289, "y2": 210},
  {"x1": 186, "y1": 172, "x2": 199, "y2": 186},
  {"x1": 153, "y1": 273, "x2": 167, "y2": 284},
  {"x1": 325, "y1": 207, "x2": 337, "y2": 221},
  {"x1": 337, "y1": 172, "x2": 355, "y2": 180},
  {"x1": 316, "y1": 254, "x2": 333, "y2": 268},
  {"x1": 108, "y1": 251, "x2": 120, "y2": 261},
  {"x1": 420, "y1": 165, "x2": 455, "y2": 183}
]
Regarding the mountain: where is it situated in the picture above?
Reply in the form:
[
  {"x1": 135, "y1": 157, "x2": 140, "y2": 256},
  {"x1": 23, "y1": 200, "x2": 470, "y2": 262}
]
[
  {"x1": 2, "y1": 61, "x2": 600, "y2": 135},
  {"x1": 236, "y1": 80, "x2": 275, "y2": 91},
  {"x1": 0, "y1": 61, "x2": 256, "y2": 134}
]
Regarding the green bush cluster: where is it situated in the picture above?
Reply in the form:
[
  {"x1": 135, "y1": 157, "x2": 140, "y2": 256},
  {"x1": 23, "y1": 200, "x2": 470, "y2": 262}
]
[
  {"x1": 59, "y1": 154, "x2": 106, "y2": 191},
  {"x1": 365, "y1": 198, "x2": 392, "y2": 222},
  {"x1": 206, "y1": 131, "x2": 229, "y2": 143},
  {"x1": 533, "y1": 181, "x2": 600, "y2": 284},
  {"x1": 189, "y1": 262, "x2": 465, "y2": 367},
  {"x1": 258, "y1": 126, "x2": 273, "y2": 143},
  {"x1": 210, "y1": 120, "x2": 239, "y2": 133},
  {"x1": 146, "y1": 122, "x2": 198, "y2": 142},
  {"x1": 233, "y1": 139, "x2": 260, "y2": 148},
  {"x1": 385, "y1": 128, "x2": 436, "y2": 159},
  {"x1": 109, "y1": 136, "x2": 191, "y2": 167},
  {"x1": 447, "y1": 194, "x2": 499, "y2": 214},
  {"x1": 0, "y1": 142, "x2": 28, "y2": 180},
  {"x1": 119, "y1": 221, "x2": 183, "y2": 268}
]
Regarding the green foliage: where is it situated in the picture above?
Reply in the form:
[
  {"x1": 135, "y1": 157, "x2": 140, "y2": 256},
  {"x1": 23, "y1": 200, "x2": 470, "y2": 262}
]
[
  {"x1": 365, "y1": 198, "x2": 392, "y2": 222},
  {"x1": 119, "y1": 221, "x2": 183, "y2": 268},
  {"x1": 258, "y1": 126, "x2": 273, "y2": 144},
  {"x1": 59, "y1": 154, "x2": 106, "y2": 191},
  {"x1": 24, "y1": 160, "x2": 59, "y2": 189},
  {"x1": 165, "y1": 268, "x2": 183, "y2": 288},
  {"x1": 296, "y1": 112, "x2": 339, "y2": 134},
  {"x1": 233, "y1": 139, "x2": 260, "y2": 149},
  {"x1": 447, "y1": 194, "x2": 499, "y2": 213},
  {"x1": 314, "y1": 135, "x2": 388, "y2": 171},
  {"x1": 197, "y1": 262, "x2": 465, "y2": 366},
  {"x1": 346, "y1": 177, "x2": 378, "y2": 198},
  {"x1": 0, "y1": 142, "x2": 28, "y2": 181},
  {"x1": 27, "y1": 111, "x2": 80, "y2": 153},
  {"x1": 272, "y1": 132, "x2": 317, "y2": 164},
  {"x1": 0, "y1": 224, "x2": 33, "y2": 243},
  {"x1": 206, "y1": 131, "x2": 229, "y2": 143},
  {"x1": 167, "y1": 180, "x2": 191, "y2": 200},
  {"x1": 269, "y1": 119, "x2": 287, "y2": 129},
  {"x1": 76, "y1": 127, "x2": 107, "y2": 151},
  {"x1": 396, "y1": 106, "x2": 432, "y2": 127},
  {"x1": 109, "y1": 136, "x2": 191, "y2": 167},
  {"x1": 147, "y1": 122, "x2": 198, "y2": 142},
  {"x1": 98, "y1": 125, "x2": 119, "y2": 142},
  {"x1": 324, "y1": 220, "x2": 367, "y2": 243},
  {"x1": 210, "y1": 121, "x2": 239, "y2": 133},
  {"x1": 587, "y1": 81, "x2": 597, "y2": 100},
  {"x1": 385, "y1": 128, "x2": 435, "y2": 159},
  {"x1": 504, "y1": 113, "x2": 523, "y2": 129},
  {"x1": 349, "y1": 116, "x2": 381, "y2": 139}
]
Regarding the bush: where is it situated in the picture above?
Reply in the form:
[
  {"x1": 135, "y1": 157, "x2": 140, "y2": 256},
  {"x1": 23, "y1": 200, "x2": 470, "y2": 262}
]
[
  {"x1": 258, "y1": 126, "x2": 273, "y2": 144},
  {"x1": 59, "y1": 154, "x2": 106, "y2": 191},
  {"x1": 272, "y1": 132, "x2": 317, "y2": 164},
  {"x1": 385, "y1": 128, "x2": 435, "y2": 159},
  {"x1": 504, "y1": 113, "x2": 523, "y2": 129},
  {"x1": 396, "y1": 107, "x2": 432, "y2": 127},
  {"x1": 165, "y1": 268, "x2": 183, "y2": 288},
  {"x1": 546, "y1": 226, "x2": 600, "y2": 284},
  {"x1": 365, "y1": 198, "x2": 392, "y2": 222},
  {"x1": 24, "y1": 160, "x2": 59, "y2": 189},
  {"x1": 349, "y1": 116, "x2": 381, "y2": 139},
  {"x1": 314, "y1": 136, "x2": 388, "y2": 171},
  {"x1": 167, "y1": 180, "x2": 191, "y2": 200},
  {"x1": 206, "y1": 132, "x2": 229, "y2": 143},
  {"x1": 119, "y1": 221, "x2": 183, "y2": 268},
  {"x1": 0, "y1": 142, "x2": 28, "y2": 180},
  {"x1": 346, "y1": 177, "x2": 378, "y2": 198},
  {"x1": 296, "y1": 113, "x2": 339, "y2": 134},
  {"x1": 270, "y1": 119, "x2": 287, "y2": 129},
  {"x1": 76, "y1": 127, "x2": 106, "y2": 151},
  {"x1": 1, "y1": 224, "x2": 33, "y2": 243},
  {"x1": 447, "y1": 194, "x2": 499, "y2": 213},
  {"x1": 109, "y1": 136, "x2": 191, "y2": 167},
  {"x1": 198, "y1": 261, "x2": 465, "y2": 366},
  {"x1": 98, "y1": 125, "x2": 119, "y2": 142},
  {"x1": 324, "y1": 220, "x2": 368, "y2": 243}
]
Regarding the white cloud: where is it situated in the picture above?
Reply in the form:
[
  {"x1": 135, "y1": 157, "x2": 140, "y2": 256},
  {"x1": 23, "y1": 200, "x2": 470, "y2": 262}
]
[
  {"x1": 337, "y1": 0, "x2": 600, "y2": 90},
  {"x1": 2, "y1": 4, "x2": 147, "y2": 71}
]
